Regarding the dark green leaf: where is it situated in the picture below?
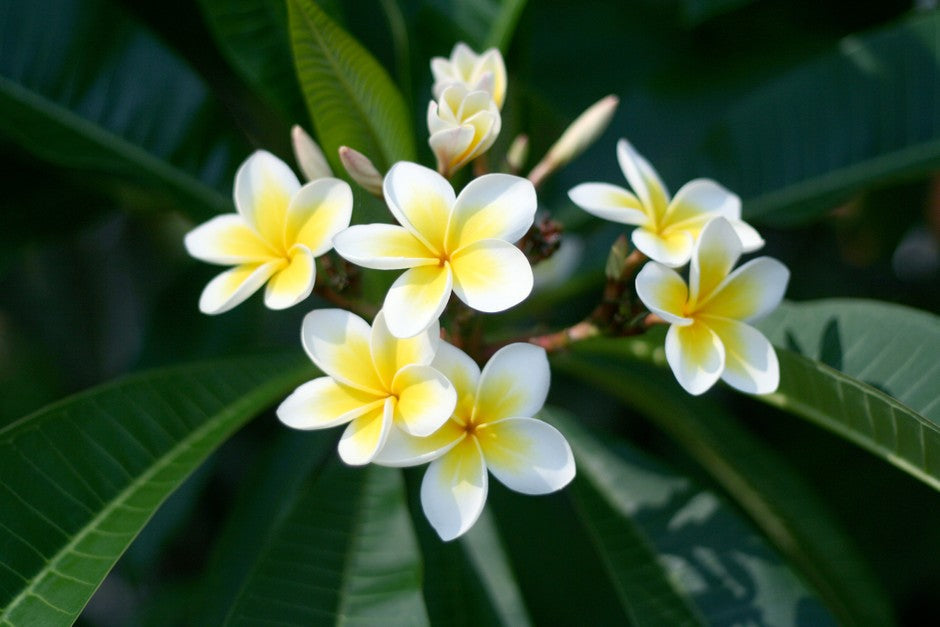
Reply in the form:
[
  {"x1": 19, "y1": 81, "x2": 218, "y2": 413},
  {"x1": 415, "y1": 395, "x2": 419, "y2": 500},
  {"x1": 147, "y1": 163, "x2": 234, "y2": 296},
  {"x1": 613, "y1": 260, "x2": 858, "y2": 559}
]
[
  {"x1": 0, "y1": 0, "x2": 249, "y2": 220},
  {"x1": 197, "y1": 0, "x2": 307, "y2": 122},
  {"x1": 554, "y1": 351, "x2": 894, "y2": 625},
  {"x1": 547, "y1": 408, "x2": 835, "y2": 626},
  {"x1": 424, "y1": 0, "x2": 529, "y2": 52},
  {"x1": 288, "y1": 0, "x2": 416, "y2": 173},
  {"x1": 0, "y1": 352, "x2": 310, "y2": 624},
  {"x1": 678, "y1": 0, "x2": 755, "y2": 27}
]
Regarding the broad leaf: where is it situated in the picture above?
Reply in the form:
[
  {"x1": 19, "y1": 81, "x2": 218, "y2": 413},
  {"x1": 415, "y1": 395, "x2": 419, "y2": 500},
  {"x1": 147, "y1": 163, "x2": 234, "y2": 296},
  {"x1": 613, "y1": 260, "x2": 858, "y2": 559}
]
[
  {"x1": 197, "y1": 0, "x2": 307, "y2": 123},
  {"x1": 553, "y1": 352, "x2": 894, "y2": 625},
  {"x1": 198, "y1": 445, "x2": 428, "y2": 625},
  {"x1": 424, "y1": 0, "x2": 529, "y2": 52},
  {"x1": 707, "y1": 11, "x2": 940, "y2": 224},
  {"x1": 547, "y1": 408, "x2": 835, "y2": 625},
  {"x1": 0, "y1": 352, "x2": 310, "y2": 624},
  {"x1": 288, "y1": 0, "x2": 416, "y2": 174},
  {"x1": 678, "y1": 0, "x2": 755, "y2": 26},
  {"x1": 0, "y1": 0, "x2": 248, "y2": 220}
]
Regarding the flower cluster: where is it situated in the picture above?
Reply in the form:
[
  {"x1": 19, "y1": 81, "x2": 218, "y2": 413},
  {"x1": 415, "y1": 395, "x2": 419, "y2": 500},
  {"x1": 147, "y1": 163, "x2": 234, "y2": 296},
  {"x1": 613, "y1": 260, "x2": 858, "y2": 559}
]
[{"x1": 569, "y1": 141, "x2": 789, "y2": 395}]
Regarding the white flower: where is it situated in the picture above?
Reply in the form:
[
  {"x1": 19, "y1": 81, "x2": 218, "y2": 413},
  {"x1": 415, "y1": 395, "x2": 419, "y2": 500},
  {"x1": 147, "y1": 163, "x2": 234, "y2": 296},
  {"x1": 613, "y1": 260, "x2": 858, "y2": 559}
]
[
  {"x1": 431, "y1": 42, "x2": 507, "y2": 109},
  {"x1": 635, "y1": 217, "x2": 789, "y2": 395},
  {"x1": 333, "y1": 162, "x2": 536, "y2": 338},
  {"x1": 184, "y1": 150, "x2": 352, "y2": 314},
  {"x1": 428, "y1": 83, "x2": 501, "y2": 177},
  {"x1": 375, "y1": 342, "x2": 575, "y2": 541},
  {"x1": 277, "y1": 309, "x2": 457, "y2": 466},
  {"x1": 569, "y1": 139, "x2": 763, "y2": 267}
]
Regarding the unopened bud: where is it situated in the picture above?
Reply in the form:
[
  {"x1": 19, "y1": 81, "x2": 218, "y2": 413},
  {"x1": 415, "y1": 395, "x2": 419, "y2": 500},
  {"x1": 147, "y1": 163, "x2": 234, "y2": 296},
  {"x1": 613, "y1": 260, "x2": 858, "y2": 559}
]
[
  {"x1": 506, "y1": 134, "x2": 529, "y2": 174},
  {"x1": 291, "y1": 125, "x2": 332, "y2": 181},
  {"x1": 339, "y1": 146, "x2": 384, "y2": 196},
  {"x1": 528, "y1": 94, "x2": 619, "y2": 188},
  {"x1": 605, "y1": 234, "x2": 630, "y2": 281}
]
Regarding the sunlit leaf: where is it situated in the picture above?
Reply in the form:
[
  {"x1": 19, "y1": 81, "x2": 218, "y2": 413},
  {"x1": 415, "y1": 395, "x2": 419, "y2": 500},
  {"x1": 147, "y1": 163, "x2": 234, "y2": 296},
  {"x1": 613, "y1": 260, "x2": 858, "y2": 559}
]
[
  {"x1": 0, "y1": 353, "x2": 310, "y2": 624},
  {"x1": 0, "y1": 0, "x2": 248, "y2": 220}
]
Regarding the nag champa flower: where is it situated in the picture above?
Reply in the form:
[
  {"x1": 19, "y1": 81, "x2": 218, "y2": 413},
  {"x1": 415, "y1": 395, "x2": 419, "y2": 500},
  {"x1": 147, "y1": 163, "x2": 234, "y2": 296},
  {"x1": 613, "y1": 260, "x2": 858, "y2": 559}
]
[
  {"x1": 277, "y1": 309, "x2": 457, "y2": 465},
  {"x1": 184, "y1": 151, "x2": 352, "y2": 314},
  {"x1": 431, "y1": 42, "x2": 507, "y2": 109},
  {"x1": 428, "y1": 83, "x2": 501, "y2": 177},
  {"x1": 635, "y1": 218, "x2": 789, "y2": 395},
  {"x1": 333, "y1": 162, "x2": 536, "y2": 338},
  {"x1": 569, "y1": 139, "x2": 763, "y2": 267},
  {"x1": 375, "y1": 342, "x2": 575, "y2": 541}
]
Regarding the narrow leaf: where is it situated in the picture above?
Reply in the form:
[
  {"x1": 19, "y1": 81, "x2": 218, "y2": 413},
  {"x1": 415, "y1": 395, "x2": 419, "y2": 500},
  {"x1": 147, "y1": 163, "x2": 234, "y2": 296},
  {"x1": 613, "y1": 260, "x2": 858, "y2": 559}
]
[
  {"x1": 0, "y1": 352, "x2": 310, "y2": 624},
  {"x1": 288, "y1": 0, "x2": 416, "y2": 174},
  {"x1": 424, "y1": 0, "x2": 528, "y2": 52},
  {"x1": 554, "y1": 351, "x2": 894, "y2": 625},
  {"x1": 0, "y1": 0, "x2": 248, "y2": 220}
]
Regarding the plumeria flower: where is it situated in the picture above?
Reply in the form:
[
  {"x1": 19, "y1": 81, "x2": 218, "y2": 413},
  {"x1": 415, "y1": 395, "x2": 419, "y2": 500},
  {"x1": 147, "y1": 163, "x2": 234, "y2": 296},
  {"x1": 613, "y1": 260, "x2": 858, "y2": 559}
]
[
  {"x1": 569, "y1": 139, "x2": 763, "y2": 267},
  {"x1": 428, "y1": 83, "x2": 502, "y2": 177},
  {"x1": 375, "y1": 342, "x2": 575, "y2": 541},
  {"x1": 277, "y1": 309, "x2": 457, "y2": 466},
  {"x1": 184, "y1": 150, "x2": 352, "y2": 314},
  {"x1": 635, "y1": 217, "x2": 789, "y2": 396},
  {"x1": 333, "y1": 162, "x2": 537, "y2": 339},
  {"x1": 431, "y1": 42, "x2": 507, "y2": 109}
]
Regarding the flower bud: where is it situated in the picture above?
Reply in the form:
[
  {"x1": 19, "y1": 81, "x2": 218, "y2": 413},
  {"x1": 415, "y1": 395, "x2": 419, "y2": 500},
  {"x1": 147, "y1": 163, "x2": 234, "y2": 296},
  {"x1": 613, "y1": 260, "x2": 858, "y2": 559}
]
[
  {"x1": 528, "y1": 95, "x2": 619, "y2": 188},
  {"x1": 291, "y1": 125, "x2": 332, "y2": 181},
  {"x1": 338, "y1": 146, "x2": 383, "y2": 196},
  {"x1": 428, "y1": 84, "x2": 501, "y2": 177},
  {"x1": 506, "y1": 134, "x2": 529, "y2": 174}
]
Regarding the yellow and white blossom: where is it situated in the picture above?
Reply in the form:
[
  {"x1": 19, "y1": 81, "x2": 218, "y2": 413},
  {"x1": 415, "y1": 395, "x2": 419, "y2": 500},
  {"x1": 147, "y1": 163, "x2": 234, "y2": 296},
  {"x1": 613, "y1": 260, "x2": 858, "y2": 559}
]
[
  {"x1": 428, "y1": 84, "x2": 501, "y2": 177},
  {"x1": 431, "y1": 42, "x2": 507, "y2": 109},
  {"x1": 635, "y1": 217, "x2": 789, "y2": 396},
  {"x1": 569, "y1": 139, "x2": 763, "y2": 267},
  {"x1": 184, "y1": 150, "x2": 352, "y2": 314},
  {"x1": 277, "y1": 309, "x2": 457, "y2": 466},
  {"x1": 333, "y1": 162, "x2": 536, "y2": 338},
  {"x1": 375, "y1": 342, "x2": 575, "y2": 541}
]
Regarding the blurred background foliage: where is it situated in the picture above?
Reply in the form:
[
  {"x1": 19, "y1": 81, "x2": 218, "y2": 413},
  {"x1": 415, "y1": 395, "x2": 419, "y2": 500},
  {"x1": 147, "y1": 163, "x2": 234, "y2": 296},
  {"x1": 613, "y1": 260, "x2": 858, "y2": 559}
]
[{"x1": 1, "y1": 0, "x2": 939, "y2": 624}]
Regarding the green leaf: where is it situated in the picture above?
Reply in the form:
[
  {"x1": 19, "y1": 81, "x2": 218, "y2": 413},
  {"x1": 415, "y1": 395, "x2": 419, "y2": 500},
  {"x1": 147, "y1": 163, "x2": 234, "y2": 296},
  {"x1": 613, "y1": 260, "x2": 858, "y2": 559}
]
[
  {"x1": 554, "y1": 351, "x2": 894, "y2": 625},
  {"x1": 709, "y1": 11, "x2": 940, "y2": 224},
  {"x1": 677, "y1": 0, "x2": 755, "y2": 27},
  {"x1": 0, "y1": 352, "x2": 310, "y2": 624},
  {"x1": 756, "y1": 299, "x2": 940, "y2": 489},
  {"x1": 288, "y1": 0, "x2": 416, "y2": 174},
  {"x1": 547, "y1": 408, "x2": 835, "y2": 626},
  {"x1": 425, "y1": 0, "x2": 529, "y2": 52},
  {"x1": 198, "y1": 441, "x2": 427, "y2": 625},
  {"x1": 197, "y1": 0, "x2": 307, "y2": 122},
  {"x1": 0, "y1": 0, "x2": 249, "y2": 220}
]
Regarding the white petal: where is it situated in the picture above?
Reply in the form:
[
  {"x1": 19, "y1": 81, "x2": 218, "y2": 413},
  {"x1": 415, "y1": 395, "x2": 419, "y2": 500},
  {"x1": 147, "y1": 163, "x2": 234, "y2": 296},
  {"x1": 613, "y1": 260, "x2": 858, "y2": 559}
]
[
  {"x1": 263, "y1": 244, "x2": 315, "y2": 310},
  {"x1": 700, "y1": 257, "x2": 790, "y2": 322},
  {"x1": 665, "y1": 321, "x2": 725, "y2": 396},
  {"x1": 198, "y1": 260, "x2": 281, "y2": 315},
  {"x1": 285, "y1": 178, "x2": 352, "y2": 256},
  {"x1": 447, "y1": 174, "x2": 537, "y2": 252},
  {"x1": 184, "y1": 215, "x2": 277, "y2": 265},
  {"x1": 568, "y1": 183, "x2": 648, "y2": 226},
  {"x1": 634, "y1": 262, "x2": 693, "y2": 326},
  {"x1": 391, "y1": 364, "x2": 457, "y2": 437},
  {"x1": 301, "y1": 309, "x2": 385, "y2": 394},
  {"x1": 689, "y1": 217, "x2": 742, "y2": 307},
  {"x1": 421, "y1": 437, "x2": 489, "y2": 541},
  {"x1": 431, "y1": 342, "x2": 481, "y2": 423},
  {"x1": 450, "y1": 239, "x2": 533, "y2": 313},
  {"x1": 478, "y1": 417, "x2": 575, "y2": 494},
  {"x1": 370, "y1": 311, "x2": 439, "y2": 389},
  {"x1": 383, "y1": 264, "x2": 453, "y2": 339},
  {"x1": 474, "y1": 343, "x2": 550, "y2": 424},
  {"x1": 730, "y1": 219, "x2": 765, "y2": 253},
  {"x1": 338, "y1": 397, "x2": 394, "y2": 466},
  {"x1": 666, "y1": 179, "x2": 740, "y2": 227},
  {"x1": 429, "y1": 125, "x2": 476, "y2": 175},
  {"x1": 705, "y1": 317, "x2": 780, "y2": 395},
  {"x1": 277, "y1": 377, "x2": 384, "y2": 430},
  {"x1": 476, "y1": 48, "x2": 507, "y2": 108},
  {"x1": 234, "y1": 150, "x2": 300, "y2": 248},
  {"x1": 333, "y1": 224, "x2": 437, "y2": 270},
  {"x1": 383, "y1": 161, "x2": 455, "y2": 255},
  {"x1": 617, "y1": 139, "x2": 669, "y2": 218},
  {"x1": 373, "y1": 421, "x2": 467, "y2": 467},
  {"x1": 631, "y1": 227, "x2": 694, "y2": 268}
]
